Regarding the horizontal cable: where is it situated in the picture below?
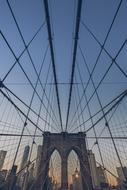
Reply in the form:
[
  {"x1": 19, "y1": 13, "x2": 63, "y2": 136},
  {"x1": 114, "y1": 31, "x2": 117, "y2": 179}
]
[
  {"x1": 86, "y1": 136, "x2": 127, "y2": 140},
  {"x1": 3, "y1": 82, "x2": 127, "y2": 85},
  {"x1": 0, "y1": 133, "x2": 42, "y2": 137}
]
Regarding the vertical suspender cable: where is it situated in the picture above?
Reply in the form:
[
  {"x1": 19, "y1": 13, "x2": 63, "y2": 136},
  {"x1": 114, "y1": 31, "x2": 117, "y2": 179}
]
[
  {"x1": 65, "y1": 0, "x2": 82, "y2": 131},
  {"x1": 43, "y1": 0, "x2": 63, "y2": 131}
]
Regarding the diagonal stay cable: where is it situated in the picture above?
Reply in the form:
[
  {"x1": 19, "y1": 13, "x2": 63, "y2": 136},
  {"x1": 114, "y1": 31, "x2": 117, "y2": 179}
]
[
  {"x1": 73, "y1": 89, "x2": 127, "y2": 133},
  {"x1": 5, "y1": 88, "x2": 42, "y2": 144},
  {"x1": 11, "y1": 43, "x2": 59, "y2": 169},
  {"x1": 74, "y1": 65, "x2": 106, "y2": 169},
  {"x1": 0, "y1": 45, "x2": 57, "y2": 131},
  {"x1": 2, "y1": 22, "x2": 45, "y2": 82},
  {"x1": 22, "y1": 65, "x2": 59, "y2": 188},
  {"x1": 0, "y1": 31, "x2": 59, "y2": 128},
  {"x1": 3, "y1": 68, "x2": 49, "y2": 142},
  {"x1": 2, "y1": 85, "x2": 54, "y2": 128},
  {"x1": 28, "y1": 68, "x2": 57, "y2": 174},
  {"x1": 81, "y1": 21, "x2": 127, "y2": 78},
  {"x1": 68, "y1": 0, "x2": 123, "y2": 128},
  {"x1": 43, "y1": 0, "x2": 63, "y2": 131},
  {"x1": 65, "y1": 0, "x2": 83, "y2": 131},
  {"x1": 11, "y1": 60, "x2": 48, "y2": 169},
  {"x1": 76, "y1": 45, "x2": 124, "y2": 133},
  {"x1": 6, "y1": 0, "x2": 60, "y2": 127},
  {"x1": 78, "y1": 90, "x2": 127, "y2": 133},
  {"x1": 70, "y1": 89, "x2": 127, "y2": 132},
  {"x1": 90, "y1": 102, "x2": 121, "y2": 150},
  {"x1": 96, "y1": 160, "x2": 120, "y2": 180},
  {"x1": 75, "y1": 63, "x2": 115, "y2": 183},
  {"x1": 69, "y1": 38, "x2": 127, "y2": 130},
  {"x1": 0, "y1": 89, "x2": 44, "y2": 133}
]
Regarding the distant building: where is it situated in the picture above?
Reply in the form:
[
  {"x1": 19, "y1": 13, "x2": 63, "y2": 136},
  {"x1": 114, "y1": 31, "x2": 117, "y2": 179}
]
[
  {"x1": 35, "y1": 145, "x2": 42, "y2": 177},
  {"x1": 97, "y1": 166, "x2": 108, "y2": 188},
  {"x1": 88, "y1": 150, "x2": 99, "y2": 188},
  {"x1": 28, "y1": 163, "x2": 35, "y2": 180},
  {"x1": 24, "y1": 163, "x2": 35, "y2": 189},
  {"x1": 0, "y1": 150, "x2": 7, "y2": 170},
  {"x1": 6, "y1": 165, "x2": 18, "y2": 190},
  {"x1": 0, "y1": 169, "x2": 7, "y2": 183},
  {"x1": 17, "y1": 146, "x2": 30, "y2": 188},
  {"x1": 72, "y1": 168, "x2": 83, "y2": 190},
  {"x1": 20, "y1": 145, "x2": 30, "y2": 171},
  {"x1": 116, "y1": 166, "x2": 127, "y2": 182}
]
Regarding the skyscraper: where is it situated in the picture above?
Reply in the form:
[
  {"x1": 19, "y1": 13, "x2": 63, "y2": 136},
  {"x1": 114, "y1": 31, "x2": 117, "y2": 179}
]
[
  {"x1": 35, "y1": 145, "x2": 42, "y2": 178},
  {"x1": 20, "y1": 145, "x2": 30, "y2": 171},
  {"x1": 0, "y1": 150, "x2": 7, "y2": 170},
  {"x1": 88, "y1": 150, "x2": 99, "y2": 188},
  {"x1": 18, "y1": 146, "x2": 30, "y2": 188}
]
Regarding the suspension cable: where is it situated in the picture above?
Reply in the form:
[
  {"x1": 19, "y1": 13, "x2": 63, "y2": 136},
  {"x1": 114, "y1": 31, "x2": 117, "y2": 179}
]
[
  {"x1": 2, "y1": 22, "x2": 45, "y2": 82},
  {"x1": 71, "y1": 89, "x2": 127, "y2": 132},
  {"x1": 75, "y1": 64, "x2": 106, "y2": 170},
  {"x1": 69, "y1": 38, "x2": 127, "y2": 130},
  {"x1": 81, "y1": 21, "x2": 127, "y2": 78},
  {"x1": 68, "y1": 0, "x2": 124, "y2": 128},
  {"x1": 6, "y1": 0, "x2": 60, "y2": 127},
  {"x1": 0, "y1": 31, "x2": 59, "y2": 128},
  {"x1": 65, "y1": 0, "x2": 82, "y2": 131},
  {"x1": 43, "y1": 0, "x2": 63, "y2": 131}
]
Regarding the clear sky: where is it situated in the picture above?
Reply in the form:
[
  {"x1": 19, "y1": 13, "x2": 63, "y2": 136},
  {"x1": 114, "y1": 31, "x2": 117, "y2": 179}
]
[{"x1": 0, "y1": 0, "x2": 127, "y2": 186}]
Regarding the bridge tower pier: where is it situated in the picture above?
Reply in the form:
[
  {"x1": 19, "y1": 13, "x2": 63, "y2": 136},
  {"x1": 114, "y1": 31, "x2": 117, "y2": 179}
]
[{"x1": 35, "y1": 132, "x2": 93, "y2": 190}]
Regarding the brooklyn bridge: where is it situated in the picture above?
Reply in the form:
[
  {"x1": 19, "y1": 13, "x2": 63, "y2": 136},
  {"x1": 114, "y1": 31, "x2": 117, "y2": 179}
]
[{"x1": 0, "y1": 0, "x2": 127, "y2": 189}]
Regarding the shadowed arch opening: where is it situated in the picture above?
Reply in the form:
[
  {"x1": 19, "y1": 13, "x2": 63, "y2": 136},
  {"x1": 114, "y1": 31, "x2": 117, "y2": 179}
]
[
  {"x1": 48, "y1": 149, "x2": 61, "y2": 189},
  {"x1": 68, "y1": 150, "x2": 83, "y2": 190}
]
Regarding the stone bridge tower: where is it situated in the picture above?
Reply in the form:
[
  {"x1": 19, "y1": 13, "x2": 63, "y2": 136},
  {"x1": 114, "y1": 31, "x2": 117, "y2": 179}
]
[{"x1": 35, "y1": 132, "x2": 93, "y2": 190}]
